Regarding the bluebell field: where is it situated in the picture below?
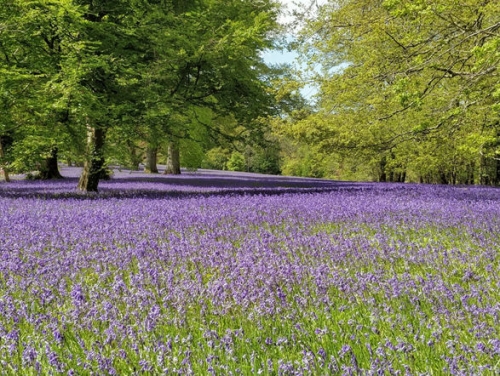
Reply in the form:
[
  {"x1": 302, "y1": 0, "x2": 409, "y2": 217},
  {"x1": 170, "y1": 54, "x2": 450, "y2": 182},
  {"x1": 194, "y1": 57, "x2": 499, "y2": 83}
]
[{"x1": 0, "y1": 168, "x2": 499, "y2": 375}]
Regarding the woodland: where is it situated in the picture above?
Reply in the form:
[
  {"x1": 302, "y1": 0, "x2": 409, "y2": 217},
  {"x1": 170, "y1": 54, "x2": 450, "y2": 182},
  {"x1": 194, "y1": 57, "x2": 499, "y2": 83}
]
[{"x1": 1, "y1": 0, "x2": 499, "y2": 191}]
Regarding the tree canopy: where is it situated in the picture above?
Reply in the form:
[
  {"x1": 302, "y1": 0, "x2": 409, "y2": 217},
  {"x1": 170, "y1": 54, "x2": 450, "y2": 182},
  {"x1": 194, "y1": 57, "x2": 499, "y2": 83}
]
[
  {"x1": 0, "y1": 0, "x2": 283, "y2": 190},
  {"x1": 3, "y1": 0, "x2": 500, "y2": 187},
  {"x1": 280, "y1": 0, "x2": 500, "y2": 184}
]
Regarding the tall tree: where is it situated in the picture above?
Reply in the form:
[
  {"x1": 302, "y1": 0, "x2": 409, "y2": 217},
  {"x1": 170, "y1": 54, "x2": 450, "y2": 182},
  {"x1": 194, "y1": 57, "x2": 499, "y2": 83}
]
[
  {"x1": 0, "y1": 0, "x2": 44, "y2": 180},
  {"x1": 1, "y1": 0, "x2": 90, "y2": 179},
  {"x1": 291, "y1": 0, "x2": 500, "y2": 182},
  {"x1": 138, "y1": 0, "x2": 280, "y2": 175},
  {"x1": 0, "y1": 135, "x2": 11, "y2": 182},
  {"x1": 74, "y1": 0, "x2": 145, "y2": 191},
  {"x1": 1, "y1": 0, "x2": 281, "y2": 189}
]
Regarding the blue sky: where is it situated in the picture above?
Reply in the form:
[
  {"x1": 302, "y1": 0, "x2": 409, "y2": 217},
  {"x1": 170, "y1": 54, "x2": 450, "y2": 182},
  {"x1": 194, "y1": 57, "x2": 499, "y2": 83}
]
[
  {"x1": 261, "y1": 48, "x2": 299, "y2": 67},
  {"x1": 260, "y1": 0, "x2": 328, "y2": 100},
  {"x1": 261, "y1": 47, "x2": 319, "y2": 100},
  {"x1": 262, "y1": 0, "x2": 320, "y2": 65}
]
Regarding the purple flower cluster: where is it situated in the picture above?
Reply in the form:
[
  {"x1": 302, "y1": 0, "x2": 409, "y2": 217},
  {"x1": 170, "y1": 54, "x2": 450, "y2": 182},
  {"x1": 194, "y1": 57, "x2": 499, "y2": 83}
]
[{"x1": 0, "y1": 169, "x2": 499, "y2": 374}]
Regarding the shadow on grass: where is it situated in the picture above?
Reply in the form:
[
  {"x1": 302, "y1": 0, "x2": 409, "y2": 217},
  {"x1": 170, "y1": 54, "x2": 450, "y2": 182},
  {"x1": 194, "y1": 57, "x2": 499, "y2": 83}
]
[{"x1": 0, "y1": 172, "x2": 367, "y2": 200}]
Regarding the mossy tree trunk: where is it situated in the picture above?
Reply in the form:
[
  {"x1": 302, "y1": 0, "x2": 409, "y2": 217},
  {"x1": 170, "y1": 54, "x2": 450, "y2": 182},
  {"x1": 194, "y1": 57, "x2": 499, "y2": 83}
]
[
  {"x1": 164, "y1": 140, "x2": 181, "y2": 175},
  {"x1": 126, "y1": 140, "x2": 142, "y2": 171},
  {"x1": 379, "y1": 155, "x2": 387, "y2": 182},
  {"x1": 78, "y1": 126, "x2": 106, "y2": 192},
  {"x1": 40, "y1": 146, "x2": 63, "y2": 180},
  {"x1": 0, "y1": 137, "x2": 10, "y2": 182},
  {"x1": 145, "y1": 146, "x2": 158, "y2": 173},
  {"x1": 494, "y1": 129, "x2": 500, "y2": 186}
]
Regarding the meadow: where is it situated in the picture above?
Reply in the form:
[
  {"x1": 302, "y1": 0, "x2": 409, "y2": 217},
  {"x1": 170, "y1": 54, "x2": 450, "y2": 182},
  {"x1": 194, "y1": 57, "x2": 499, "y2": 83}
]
[{"x1": 0, "y1": 168, "x2": 499, "y2": 375}]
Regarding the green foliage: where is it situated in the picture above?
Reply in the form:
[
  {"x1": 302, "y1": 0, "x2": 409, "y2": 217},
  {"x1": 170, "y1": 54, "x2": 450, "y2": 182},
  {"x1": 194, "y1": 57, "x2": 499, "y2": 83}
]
[
  {"x1": 129, "y1": 0, "x2": 280, "y2": 159},
  {"x1": 203, "y1": 147, "x2": 231, "y2": 170},
  {"x1": 284, "y1": 0, "x2": 500, "y2": 183},
  {"x1": 246, "y1": 147, "x2": 281, "y2": 175},
  {"x1": 179, "y1": 138, "x2": 205, "y2": 169},
  {"x1": 281, "y1": 144, "x2": 323, "y2": 178},
  {"x1": 1, "y1": 0, "x2": 282, "y2": 185},
  {"x1": 226, "y1": 151, "x2": 246, "y2": 172}
]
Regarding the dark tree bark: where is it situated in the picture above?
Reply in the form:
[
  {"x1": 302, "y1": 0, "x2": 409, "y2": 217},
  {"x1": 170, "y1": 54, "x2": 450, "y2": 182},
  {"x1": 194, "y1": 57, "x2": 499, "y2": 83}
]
[
  {"x1": 0, "y1": 137, "x2": 10, "y2": 182},
  {"x1": 494, "y1": 129, "x2": 500, "y2": 186},
  {"x1": 439, "y1": 172, "x2": 448, "y2": 185},
  {"x1": 397, "y1": 171, "x2": 406, "y2": 183},
  {"x1": 144, "y1": 146, "x2": 158, "y2": 173},
  {"x1": 164, "y1": 140, "x2": 181, "y2": 175},
  {"x1": 494, "y1": 158, "x2": 500, "y2": 186},
  {"x1": 379, "y1": 156, "x2": 387, "y2": 182},
  {"x1": 467, "y1": 164, "x2": 475, "y2": 185},
  {"x1": 388, "y1": 170, "x2": 394, "y2": 182},
  {"x1": 78, "y1": 126, "x2": 106, "y2": 192},
  {"x1": 126, "y1": 141, "x2": 141, "y2": 171},
  {"x1": 40, "y1": 146, "x2": 63, "y2": 180}
]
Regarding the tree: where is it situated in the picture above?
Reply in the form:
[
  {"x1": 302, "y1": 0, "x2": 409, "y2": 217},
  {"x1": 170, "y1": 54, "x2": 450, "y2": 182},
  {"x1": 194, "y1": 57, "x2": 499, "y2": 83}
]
[
  {"x1": 0, "y1": 0, "x2": 46, "y2": 180},
  {"x1": 138, "y1": 0, "x2": 281, "y2": 175},
  {"x1": 0, "y1": 134, "x2": 11, "y2": 182},
  {"x1": 74, "y1": 0, "x2": 151, "y2": 191},
  {"x1": 0, "y1": 0, "x2": 92, "y2": 180},
  {"x1": 1, "y1": 0, "x2": 282, "y2": 189},
  {"x1": 291, "y1": 0, "x2": 500, "y2": 183}
]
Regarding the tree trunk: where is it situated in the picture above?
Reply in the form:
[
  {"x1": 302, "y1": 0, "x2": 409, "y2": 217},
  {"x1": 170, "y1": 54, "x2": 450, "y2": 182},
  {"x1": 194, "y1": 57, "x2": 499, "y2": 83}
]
[
  {"x1": 144, "y1": 146, "x2": 158, "y2": 173},
  {"x1": 0, "y1": 138, "x2": 10, "y2": 182},
  {"x1": 40, "y1": 146, "x2": 63, "y2": 180},
  {"x1": 388, "y1": 170, "x2": 394, "y2": 183},
  {"x1": 494, "y1": 129, "x2": 500, "y2": 186},
  {"x1": 467, "y1": 164, "x2": 474, "y2": 185},
  {"x1": 494, "y1": 157, "x2": 500, "y2": 186},
  {"x1": 78, "y1": 126, "x2": 106, "y2": 192},
  {"x1": 126, "y1": 141, "x2": 141, "y2": 171},
  {"x1": 480, "y1": 155, "x2": 487, "y2": 185},
  {"x1": 164, "y1": 140, "x2": 181, "y2": 175},
  {"x1": 398, "y1": 171, "x2": 406, "y2": 183},
  {"x1": 439, "y1": 172, "x2": 448, "y2": 185},
  {"x1": 379, "y1": 156, "x2": 387, "y2": 182}
]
